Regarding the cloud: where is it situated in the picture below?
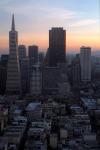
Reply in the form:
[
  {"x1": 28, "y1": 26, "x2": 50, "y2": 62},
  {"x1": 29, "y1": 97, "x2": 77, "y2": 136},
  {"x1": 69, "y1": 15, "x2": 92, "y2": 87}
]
[
  {"x1": 0, "y1": 2, "x2": 79, "y2": 33},
  {"x1": 0, "y1": 1, "x2": 77, "y2": 19},
  {"x1": 71, "y1": 19, "x2": 98, "y2": 27}
]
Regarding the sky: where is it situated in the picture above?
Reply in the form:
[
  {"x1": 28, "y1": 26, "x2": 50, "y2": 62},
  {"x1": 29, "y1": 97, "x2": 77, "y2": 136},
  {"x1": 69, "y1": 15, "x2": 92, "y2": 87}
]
[{"x1": 0, "y1": 0, "x2": 100, "y2": 53}]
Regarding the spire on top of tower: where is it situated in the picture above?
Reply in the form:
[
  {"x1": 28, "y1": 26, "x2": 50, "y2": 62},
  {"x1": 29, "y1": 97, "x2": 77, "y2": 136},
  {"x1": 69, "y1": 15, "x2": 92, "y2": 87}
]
[{"x1": 11, "y1": 14, "x2": 15, "y2": 31}]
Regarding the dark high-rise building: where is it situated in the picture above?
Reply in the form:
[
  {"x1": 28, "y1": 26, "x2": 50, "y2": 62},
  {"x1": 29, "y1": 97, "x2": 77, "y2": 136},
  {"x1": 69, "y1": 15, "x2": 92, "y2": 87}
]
[
  {"x1": 28, "y1": 45, "x2": 38, "y2": 68},
  {"x1": 47, "y1": 27, "x2": 66, "y2": 66},
  {"x1": 38, "y1": 52, "x2": 44, "y2": 64},
  {"x1": 72, "y1": 54, "x2": 81, "y2": 87},
  {"x1": 6, "y1": 14, "x2": 21, "y2": 95},
  {"x1": 28, "y1": 45, "x2": 38, "y2": 92},
  {"x1": 80, "y1": 46, "x2": 91, "y2": 82},
  {"x1": 18, "y1": 45, "x2": 28, "y2": 95},
  {"x1": 20, "y1": 57, "x2": 29, "y2": 95},
  {"x1": 0, "y1": 55, "x2": 9, "y2": 95},
  {"x1": 1, "y1": 55, "x2": 9, "y2": 64},
  {"x1": 43, "y1": 49, "x2": 49, "y2": 66},
  {"x1": 30, "y1": 63, "x2": 42, "y2": 95},
  {"x1": 18, "y1": 45, "x2": 26, "y2": 61}
]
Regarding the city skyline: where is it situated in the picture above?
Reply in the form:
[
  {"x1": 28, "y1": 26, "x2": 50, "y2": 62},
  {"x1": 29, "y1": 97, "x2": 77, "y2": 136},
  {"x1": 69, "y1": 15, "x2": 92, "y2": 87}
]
[{"x1": 0, "y1": 0, "x2": 100, "y2": 54}]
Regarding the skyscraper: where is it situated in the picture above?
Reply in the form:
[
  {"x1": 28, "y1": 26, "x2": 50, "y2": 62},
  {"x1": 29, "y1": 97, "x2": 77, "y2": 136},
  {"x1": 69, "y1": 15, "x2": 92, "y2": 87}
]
[
  {"x1": 80, "y1": 46, "x2": 91, "y2": 82},
  {"x1": 18, "y1": 45, "x2": 28, "y2": 95},
  {"x1": 38, "y1": 52, "x2": 44, "y2": 64},
  {"x1": 47, "y1": 27, "x2": 66, "y2": 66},
  {"x1": 28, "y1": 45, "x2": 39, "y2": 92},
  {"x1": 28, "y1": 45, "x2": 38, "y2": 68},
  {"x1": 72, "y1": 54, "x2": 81, "y2": 86},
  {"x1": 30, "y1": 63, "x2": 42, "y2": 95},
  {"x1": 18, "y1": 45, "x2": 26, "y2": 61},
  {"x1": 20, "y1": 57, "x2": 29, "y2": 95},
  {"x1": 6, "y1": 14, "x2": 21, "y2": 95},
  {"x1": 0, "y1": 55, "x2": 8, "y2": 95}
]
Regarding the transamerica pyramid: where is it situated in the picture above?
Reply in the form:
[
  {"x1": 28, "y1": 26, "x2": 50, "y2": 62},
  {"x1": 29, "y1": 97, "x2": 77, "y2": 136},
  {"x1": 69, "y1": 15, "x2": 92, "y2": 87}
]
[{"x1": 6, "y1": 14, "x2": 21, "y2": 95}]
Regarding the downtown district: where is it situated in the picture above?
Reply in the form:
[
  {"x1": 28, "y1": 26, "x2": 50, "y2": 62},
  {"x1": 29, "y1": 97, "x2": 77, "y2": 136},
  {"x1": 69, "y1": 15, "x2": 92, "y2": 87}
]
[{"x1": 0, "y1": 15, "x2": 100, "y2": 150}]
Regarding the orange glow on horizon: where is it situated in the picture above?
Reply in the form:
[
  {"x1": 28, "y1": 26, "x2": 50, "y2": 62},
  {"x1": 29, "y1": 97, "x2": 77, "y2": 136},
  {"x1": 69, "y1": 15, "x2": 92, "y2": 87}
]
[{"x1": 0, "y1": 32, "x2": 100, "y2": 53}]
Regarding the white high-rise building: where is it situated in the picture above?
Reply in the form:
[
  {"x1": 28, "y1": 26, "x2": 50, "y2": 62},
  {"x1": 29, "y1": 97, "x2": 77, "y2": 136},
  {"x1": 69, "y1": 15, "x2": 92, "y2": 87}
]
[
  {"x1": 80, "y1": 46, "x2": 91, "y2": 82},
  {"x1": 6, "y1": 14, "x2": 21, "y2": 95}
]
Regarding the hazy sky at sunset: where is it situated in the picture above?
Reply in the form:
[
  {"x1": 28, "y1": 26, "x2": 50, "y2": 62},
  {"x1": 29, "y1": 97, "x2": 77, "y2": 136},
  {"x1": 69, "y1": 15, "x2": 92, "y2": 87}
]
[{"x1": 0, "y1": 0, "x2": 99, "y2": 53}]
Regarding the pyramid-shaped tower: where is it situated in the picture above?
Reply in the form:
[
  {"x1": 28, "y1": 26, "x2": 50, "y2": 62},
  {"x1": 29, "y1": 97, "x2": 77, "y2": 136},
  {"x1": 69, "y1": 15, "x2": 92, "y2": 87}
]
[{"x1": 6, "y1": 14, "x2": 21, "y2": 95}]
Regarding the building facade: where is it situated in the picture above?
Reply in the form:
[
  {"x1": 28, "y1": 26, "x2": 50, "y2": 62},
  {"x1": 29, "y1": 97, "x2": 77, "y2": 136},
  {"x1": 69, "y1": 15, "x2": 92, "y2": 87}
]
[
  {"x1": 42, "y1": 64, "x2": 70, "y2": 96},
  {"x1": 47, "y1": 27, "x2": 66, "y2": 66},
  {"x1": 20, "y1": 57, "x2": 29, "y2": 95},
  {"x1": 18, "y1": 45, "x2": 26, "y2": 61},
  {"x1": 0, "y1": 55, "x2": 8, "y2": 95},
  {"x1": 38, "y1": 52, "x2": 44, "y2": 65},
  {"x1": 18, "y1": 45, "x2": 28, "y2": 95},
  {"x1": 72, "y1": 54, "x2": 81, "y2": 86},
  {"x1": 80, "y1": 46, "x2": 91, "y2": 82},
  {"x1": 28, "y1": 45, "x2": 38, "y2": 68},
  {"x1": 30, "y1": 63, "x2": 42, "y2": 95},
  {"x1": 42, "y1": 66, "x2": 59, "y2": 95}
]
